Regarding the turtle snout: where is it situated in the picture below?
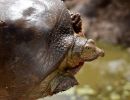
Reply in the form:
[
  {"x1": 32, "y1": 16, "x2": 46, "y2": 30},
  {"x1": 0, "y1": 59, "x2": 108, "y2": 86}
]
[
  {"x1": 96, "y1": 47, "x2": 105, "y2": 57},
  {"x1": 87, "y1": 39, "x2": 105, "y2": 57}
]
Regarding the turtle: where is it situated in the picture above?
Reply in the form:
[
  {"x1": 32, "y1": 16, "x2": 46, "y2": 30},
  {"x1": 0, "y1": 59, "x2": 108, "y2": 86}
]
[{"x1": 0, "y1": 0, "x2": 104, "y2": 100}]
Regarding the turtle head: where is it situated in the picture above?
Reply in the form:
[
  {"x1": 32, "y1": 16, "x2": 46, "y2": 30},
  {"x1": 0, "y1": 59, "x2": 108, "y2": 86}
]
[{"x1": 81, "y1": 39, "x2": 104, "y2": 61}]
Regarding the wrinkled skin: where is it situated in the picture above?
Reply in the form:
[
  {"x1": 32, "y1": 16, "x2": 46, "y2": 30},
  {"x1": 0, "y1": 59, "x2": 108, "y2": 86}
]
[{"x1": 0, "y1": 0, "x2": 104, "y2": 100}]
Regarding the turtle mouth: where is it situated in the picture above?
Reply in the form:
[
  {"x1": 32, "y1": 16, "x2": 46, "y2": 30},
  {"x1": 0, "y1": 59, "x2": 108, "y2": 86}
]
[
  {"x1": 64, "y1": 55, "x2": 100, "y2": 74},
  {"x1": 84, "y1": 55, "x2": 99, "y2": 62},
  {"x1": 65, "y1": 62, "x2": 84, "y2": 75}
]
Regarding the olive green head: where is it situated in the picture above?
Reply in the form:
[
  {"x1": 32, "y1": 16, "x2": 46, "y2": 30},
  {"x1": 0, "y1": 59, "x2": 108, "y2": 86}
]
[
  {"x1": 66, "y1": 37, "x2": 105, "y2": 68},
  {"x1": 81, "y1": 39, "x2": 104, "y2": 61}
]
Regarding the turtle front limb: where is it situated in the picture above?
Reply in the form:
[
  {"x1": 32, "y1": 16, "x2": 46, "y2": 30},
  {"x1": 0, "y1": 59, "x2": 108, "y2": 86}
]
[{"x1": 71, "y1": 13, "x2": 83, "y2": 35}]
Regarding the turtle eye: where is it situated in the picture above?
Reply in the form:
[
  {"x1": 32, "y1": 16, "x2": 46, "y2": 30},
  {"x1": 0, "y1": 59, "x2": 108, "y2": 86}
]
[
  {"x1": 86, "y1": 47, "x2": 91, "y2": 50},
  {"x1": 87, "y1": 47, "x2": 90, "y2": 49}
]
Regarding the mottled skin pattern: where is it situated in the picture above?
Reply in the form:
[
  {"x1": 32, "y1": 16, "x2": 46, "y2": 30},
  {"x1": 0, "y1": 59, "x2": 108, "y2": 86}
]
[{"x1": 0, "y1": 0, "x2": 104, "y2": 100}]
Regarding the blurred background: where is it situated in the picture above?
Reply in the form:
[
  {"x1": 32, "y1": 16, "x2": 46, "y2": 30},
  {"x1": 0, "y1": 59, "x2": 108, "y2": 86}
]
[{"x1": 40, "y1": 0, "x2": 130, "y2": 100}]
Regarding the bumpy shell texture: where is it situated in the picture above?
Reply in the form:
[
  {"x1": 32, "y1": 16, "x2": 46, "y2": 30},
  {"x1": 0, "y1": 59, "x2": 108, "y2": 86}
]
[{"x1": 0, "y1": 0, "x2": 74, "y2": 99}]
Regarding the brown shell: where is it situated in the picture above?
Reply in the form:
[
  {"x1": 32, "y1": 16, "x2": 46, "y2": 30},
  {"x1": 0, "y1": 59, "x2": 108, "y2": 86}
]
[{"x1": 0, "y1": 0, "x2": 74, "y2": 99}]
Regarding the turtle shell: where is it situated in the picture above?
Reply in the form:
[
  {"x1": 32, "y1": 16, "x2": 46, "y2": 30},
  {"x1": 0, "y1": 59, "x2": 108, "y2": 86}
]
[{"x1": 0, "y1": 0, "x2": 74, "y2": 99}]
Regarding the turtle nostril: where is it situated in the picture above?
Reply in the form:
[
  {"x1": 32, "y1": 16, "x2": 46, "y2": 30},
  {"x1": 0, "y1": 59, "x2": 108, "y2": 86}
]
[
  {"x1": 96, "y1": 47, "x2": 105, "y2": 57},
  {"x1": 88, "y1": 39, "x2": 95, "y2": 45},
  {"x1": 100, "y1": 50, "x2": 105, "y2": 57},
  {"x1": 99, "y1": 49, "x2": 105, "y2": 57}
]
